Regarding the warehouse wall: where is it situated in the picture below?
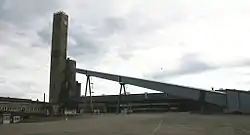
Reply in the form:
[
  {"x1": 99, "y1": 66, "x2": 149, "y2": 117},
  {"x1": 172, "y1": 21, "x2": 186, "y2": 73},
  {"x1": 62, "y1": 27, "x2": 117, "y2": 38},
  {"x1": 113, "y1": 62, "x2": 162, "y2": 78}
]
[
  {"x1": 226, "y1": 90, "x2": 250, "y2": 113},
  {"x1": 239, "y1": 91, "x2": 250, "y2": 113}
]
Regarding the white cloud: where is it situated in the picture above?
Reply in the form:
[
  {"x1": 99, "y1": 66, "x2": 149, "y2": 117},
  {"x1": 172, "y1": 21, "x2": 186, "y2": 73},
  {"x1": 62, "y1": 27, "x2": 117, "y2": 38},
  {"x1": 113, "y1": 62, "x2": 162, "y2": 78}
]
[{"x1": 1, "y1": 0, "x2": 250, "y2": 101}]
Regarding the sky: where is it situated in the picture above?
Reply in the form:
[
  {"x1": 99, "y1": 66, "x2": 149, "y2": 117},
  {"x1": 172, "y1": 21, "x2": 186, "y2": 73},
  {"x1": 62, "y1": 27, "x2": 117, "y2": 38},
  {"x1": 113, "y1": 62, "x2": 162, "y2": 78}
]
[{"x1": 1, "y1": 0, "x2": 250, "y2": 101}]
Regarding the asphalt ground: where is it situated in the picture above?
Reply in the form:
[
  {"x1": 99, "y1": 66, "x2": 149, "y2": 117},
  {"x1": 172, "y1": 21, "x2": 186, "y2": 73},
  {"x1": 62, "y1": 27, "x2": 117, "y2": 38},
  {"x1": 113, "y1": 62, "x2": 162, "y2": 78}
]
[{"x1": 1, "y1": 113, "x2": 250, "y2": 135}]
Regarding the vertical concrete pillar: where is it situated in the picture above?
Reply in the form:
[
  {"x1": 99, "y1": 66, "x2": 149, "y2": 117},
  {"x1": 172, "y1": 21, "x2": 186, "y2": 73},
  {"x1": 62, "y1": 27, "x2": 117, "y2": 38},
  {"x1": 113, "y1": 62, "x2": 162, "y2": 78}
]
[
  {"x1": 66, "y1": 58, "x2": 76, "y2": 99},
  {"x1": 43, "y1": 93, "x2": 46, "y2": 103},
  {"x1": 49, "y1": 12, "x2": 69, "y2": 103},
  {"x1": 76, "y1": 81, "x2": 81, "y2": 99}
]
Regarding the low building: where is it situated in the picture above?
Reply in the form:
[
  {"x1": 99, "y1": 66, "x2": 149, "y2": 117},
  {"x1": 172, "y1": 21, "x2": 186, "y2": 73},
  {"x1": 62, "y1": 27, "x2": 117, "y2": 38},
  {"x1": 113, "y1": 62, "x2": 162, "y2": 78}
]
[
  {"x1": 77, "y1": 93, "x2": 201, "y2": 113},
  {"x1": 0, "y1": 97, "x2": 52, "y2": 124}
]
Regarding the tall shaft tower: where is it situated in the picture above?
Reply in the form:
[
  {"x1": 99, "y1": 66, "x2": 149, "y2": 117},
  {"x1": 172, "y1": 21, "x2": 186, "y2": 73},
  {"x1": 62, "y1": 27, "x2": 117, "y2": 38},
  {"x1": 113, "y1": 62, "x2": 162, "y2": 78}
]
[{"x1": 49, "y1": 12, "x2": 69, "y2": 104}]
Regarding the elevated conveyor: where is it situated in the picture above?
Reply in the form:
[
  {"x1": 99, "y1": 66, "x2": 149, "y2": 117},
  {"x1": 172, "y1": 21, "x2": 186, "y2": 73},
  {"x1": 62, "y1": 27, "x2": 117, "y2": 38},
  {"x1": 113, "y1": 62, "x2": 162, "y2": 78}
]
[{"x1": 76, "y1": 68, "x2": 227, "y2": 107}]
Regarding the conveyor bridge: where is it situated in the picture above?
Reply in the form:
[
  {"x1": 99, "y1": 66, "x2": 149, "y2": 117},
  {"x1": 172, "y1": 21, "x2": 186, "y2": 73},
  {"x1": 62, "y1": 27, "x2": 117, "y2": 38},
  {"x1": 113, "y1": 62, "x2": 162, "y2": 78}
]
[{"x1": 76, "y1": 68, "x2": 227, "y2": 107}]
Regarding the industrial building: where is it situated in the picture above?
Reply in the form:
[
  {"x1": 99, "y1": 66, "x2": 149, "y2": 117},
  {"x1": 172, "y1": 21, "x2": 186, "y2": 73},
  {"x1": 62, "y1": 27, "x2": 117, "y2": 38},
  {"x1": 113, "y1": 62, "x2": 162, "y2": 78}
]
[
  {"x1": 49, "y1": 12, "x2": 81, "y2": 110},
  {"x1": 76, "y1": 69, "x2": 250, "y2": 114},
  {"x1": 0, "y1": 97, "x2": 50, "y2": 124},
  {"x1": 78, "y1": 93, "x2": 201, "y2": 113},
  {"x1": 49, "y1": 11, "x2": 68, "y2": 104},
  {"x1": 1, "y1": 11, "x2": 250, "y2": 124}
]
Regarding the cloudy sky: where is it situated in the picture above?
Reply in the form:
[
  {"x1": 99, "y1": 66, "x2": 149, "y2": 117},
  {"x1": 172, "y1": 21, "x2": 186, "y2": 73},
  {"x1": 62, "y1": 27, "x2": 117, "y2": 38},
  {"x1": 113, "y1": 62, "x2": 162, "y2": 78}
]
[{"x1": 1, "y1": 0, "x2": 250, "y2": 101}]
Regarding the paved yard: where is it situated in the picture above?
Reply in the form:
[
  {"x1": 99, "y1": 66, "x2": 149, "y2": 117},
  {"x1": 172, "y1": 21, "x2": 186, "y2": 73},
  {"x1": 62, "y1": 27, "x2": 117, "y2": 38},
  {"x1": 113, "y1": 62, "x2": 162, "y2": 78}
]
[{"x1": 0, "y1": 113, "x2": 250, "y2": 135}]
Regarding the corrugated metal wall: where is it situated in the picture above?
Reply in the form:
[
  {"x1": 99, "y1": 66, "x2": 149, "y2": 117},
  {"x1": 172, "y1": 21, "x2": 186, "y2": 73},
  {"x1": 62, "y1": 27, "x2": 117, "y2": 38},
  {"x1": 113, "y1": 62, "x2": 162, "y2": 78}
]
[
  {"x1": 239, "y1": 91, "x2": 250, "y2": 113},
  {"x1": 226, "y1": 90, "x2": 250, "y2": 113}
]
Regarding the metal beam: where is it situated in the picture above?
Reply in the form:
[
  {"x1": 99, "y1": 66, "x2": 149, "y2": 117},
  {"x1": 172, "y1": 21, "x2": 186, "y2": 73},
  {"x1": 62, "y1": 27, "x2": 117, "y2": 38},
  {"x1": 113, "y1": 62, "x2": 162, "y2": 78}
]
[{"x1": 76, "y1": 68, "x2": 226, "y2": 107}]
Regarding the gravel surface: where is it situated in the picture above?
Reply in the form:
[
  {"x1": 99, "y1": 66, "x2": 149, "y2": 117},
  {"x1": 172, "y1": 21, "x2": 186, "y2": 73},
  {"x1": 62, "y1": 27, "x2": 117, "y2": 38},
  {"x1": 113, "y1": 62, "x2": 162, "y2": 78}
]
[{"x1": 0, "y1": 113, "x2": 250, "y2": 135}]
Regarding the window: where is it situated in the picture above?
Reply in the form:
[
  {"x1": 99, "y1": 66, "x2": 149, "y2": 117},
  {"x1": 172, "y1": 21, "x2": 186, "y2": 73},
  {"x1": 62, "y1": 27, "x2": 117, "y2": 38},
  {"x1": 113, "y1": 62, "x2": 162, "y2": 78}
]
[{"x1": 3, "y1": 115, "x2": 10, "y2": 120}]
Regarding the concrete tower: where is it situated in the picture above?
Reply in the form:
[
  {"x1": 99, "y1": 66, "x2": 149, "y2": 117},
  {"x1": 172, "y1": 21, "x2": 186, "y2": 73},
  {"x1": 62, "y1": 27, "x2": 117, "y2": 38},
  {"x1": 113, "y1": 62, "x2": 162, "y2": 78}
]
[
  {"x1": 49, "y1": 12, "x2": 69, "y2": 104},
  {"x1": 76, "y1": 81, "x2": 81, "y2": 99},
  {"x1": 66, "y1": 58, "x2": 76, "y2": 99}
]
